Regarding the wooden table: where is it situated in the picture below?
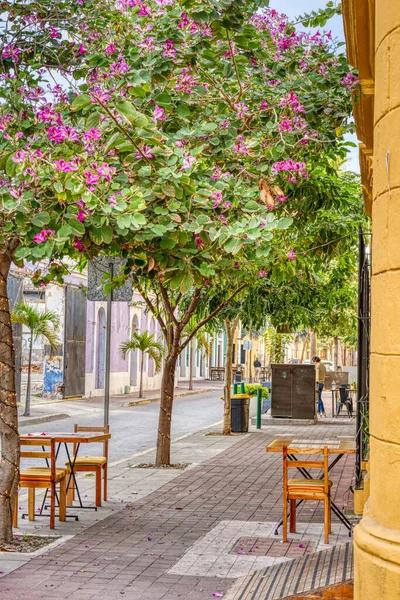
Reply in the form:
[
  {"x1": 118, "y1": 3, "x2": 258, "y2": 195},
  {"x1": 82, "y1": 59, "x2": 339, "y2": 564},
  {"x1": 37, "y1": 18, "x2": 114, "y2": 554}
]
[
  {"x1": 267, "y1": 438, "x2": 356, "y2": 534},
  {"x1": 20, "y1": 432, "x2": 111, "y2": 518}
]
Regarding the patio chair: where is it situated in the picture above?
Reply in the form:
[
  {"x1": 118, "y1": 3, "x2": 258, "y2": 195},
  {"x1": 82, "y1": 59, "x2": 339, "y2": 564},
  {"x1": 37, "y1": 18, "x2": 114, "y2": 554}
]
[
  {"x1": 337, "y1": 385, "x2": 353, "y2": 417},
  {"x1": 14, "y1": 438, "x2": 67, "y2": 529},
  {"x1": 282, "y1": 445, "x2": 332, "y2": 544},
  {"x1": 66, "y1": 424, "x2": 109, "y2": 507}
]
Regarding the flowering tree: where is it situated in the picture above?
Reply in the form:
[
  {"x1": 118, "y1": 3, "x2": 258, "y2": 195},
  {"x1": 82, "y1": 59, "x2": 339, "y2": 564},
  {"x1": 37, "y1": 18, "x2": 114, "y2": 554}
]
[{"x1": 0, "y1": 0, "x2": 358, "y2": 533}]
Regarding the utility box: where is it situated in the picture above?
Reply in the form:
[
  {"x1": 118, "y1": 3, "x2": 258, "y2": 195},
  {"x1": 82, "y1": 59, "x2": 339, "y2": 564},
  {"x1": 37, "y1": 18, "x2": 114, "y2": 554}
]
[{"x1": 271, "y1": 364, "x2": 316, "y2": 419}]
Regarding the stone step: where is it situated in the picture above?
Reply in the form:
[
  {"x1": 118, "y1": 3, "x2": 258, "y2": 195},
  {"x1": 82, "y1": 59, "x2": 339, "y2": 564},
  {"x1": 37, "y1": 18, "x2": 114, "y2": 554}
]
[{"x1": 225, "y1": 541, "x2": 353, "y2": 600}]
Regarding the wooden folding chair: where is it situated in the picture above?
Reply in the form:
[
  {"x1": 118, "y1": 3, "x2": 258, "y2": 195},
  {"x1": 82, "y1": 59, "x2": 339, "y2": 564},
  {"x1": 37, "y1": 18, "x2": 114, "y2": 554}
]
[
  {"x1": 14, "y1": 438, "x2": 67, "y2": 529},
  {"x1": 66, "y1": 425, "x2": 109, "y2": 507},
  {"x1": 282, "y1": 445, "x2": 332, "y2": 545}
]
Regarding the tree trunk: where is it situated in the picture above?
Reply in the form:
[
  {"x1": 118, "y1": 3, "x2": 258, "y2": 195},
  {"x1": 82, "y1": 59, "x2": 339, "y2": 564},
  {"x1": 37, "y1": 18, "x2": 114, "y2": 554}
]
[
  {"x1": 156, "y1": 350, "x2": 178, "y2": 466},
  {"x1": 0, "y1": 253, "x2": 19, "y2": 545},
  {"x1": 189, "y1": 339, "x2": 194, "y2": 391},
  {"x1": 23, "y1": 332, "x2": 33, "y2": 417},
  {"x1": 248, "y1": 322, "x2": 253, "y2": 383},
  {"x1": 139, "y1": 353, "x2": 144, "y2": 398},
  {"x1": 223, "y1": 317, "x2": 239, "y2": 436},
  {"x1": 333, "y1": 336, "x2": 339, "y2": 371},
  {"x1": 310, "y1": 331, "x2": 317, "y2": 359},
  {"x1": 299, "y1": 331, "x2": 309, "y2": 364}
]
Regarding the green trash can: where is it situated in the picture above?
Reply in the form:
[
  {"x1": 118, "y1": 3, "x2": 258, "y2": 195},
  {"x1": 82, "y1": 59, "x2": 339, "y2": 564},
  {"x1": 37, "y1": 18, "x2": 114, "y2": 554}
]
[{"x1": 231, "y1": 394, "x2": 250, "y2": 433}]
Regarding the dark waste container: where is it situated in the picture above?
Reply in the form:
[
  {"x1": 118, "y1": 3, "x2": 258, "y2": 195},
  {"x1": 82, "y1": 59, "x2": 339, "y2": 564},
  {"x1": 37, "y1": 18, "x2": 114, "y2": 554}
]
[{"x1": 231, "y1": 394, "x2": 250, "y2": 433}]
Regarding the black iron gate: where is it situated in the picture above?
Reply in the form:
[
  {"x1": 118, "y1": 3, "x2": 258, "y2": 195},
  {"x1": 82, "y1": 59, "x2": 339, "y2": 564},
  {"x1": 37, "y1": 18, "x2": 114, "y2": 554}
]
[
  {"x1": 63, "y1": 286, "x2": 87, "y2": 398},
  {"x1": 7, "y1": 274, "x2": 23, "y2": 404},
  {"x1": 356, "y1": 230, "x2": 371, "y2": 488}
]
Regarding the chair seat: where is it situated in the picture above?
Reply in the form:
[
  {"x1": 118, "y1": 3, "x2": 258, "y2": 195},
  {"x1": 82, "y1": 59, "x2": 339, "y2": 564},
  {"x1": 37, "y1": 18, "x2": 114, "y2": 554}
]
[
  {"x1": 67, "y1": 456, "x2": 107, "y2": 467},
  {"x1": 20, "y1": 467, "x2": 67, "y2": 482},
  {"x1": 288, "y1": 478, "x2": 332, "y2": 491}
]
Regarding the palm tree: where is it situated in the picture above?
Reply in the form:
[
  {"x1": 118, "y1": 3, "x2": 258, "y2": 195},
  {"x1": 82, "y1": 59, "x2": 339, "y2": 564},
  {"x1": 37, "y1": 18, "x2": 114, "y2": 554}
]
[
  {"x1": 12, "y1": 302, "x2": 60, "y2": 417},
  {"x1": 120, "y1": 330, "x2": 165, "y2": 398}
]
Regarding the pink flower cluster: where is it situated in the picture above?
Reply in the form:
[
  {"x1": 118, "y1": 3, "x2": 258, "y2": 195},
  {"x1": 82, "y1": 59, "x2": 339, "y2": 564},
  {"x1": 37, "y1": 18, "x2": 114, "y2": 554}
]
[
  {"x1": 53, "y1": 159, "x2": 79, "y2": 172},
  {"x1": 47, "y1": 125, "x2": 79, "y2": 144},
  {"x1": 84, "y1": 163, "x2": 116, "y2": 188},
  {"x1": 2, "y1": 44, "x2": 21, "y2": 62},
  {"x1": 272, "y1": 160, "x2": 308, "y2": 181},
  {"x1": 34, "y1": 229, "x2": 55, "y2": 244},
  {"x1": 210, "y1": 168, "x2": 231, "y2": 181},
  {"x1": 152, "y1": 105, "x2": 165, "y2": 123},
  {"x1": 162, "y1": 40, "x2": 176, "y2": 59},
  {"x1": 341, "y1": 73, "x2": 359, "y2": 91},
  {"x1": 287, "y1": 248, "x2": 295, "y2": 262},
  {"x1": 181, "y1": 155, "x2": 196, "y2": 169},
  {"x1": 234, "y1": 103, "x2": 249, "y2": 119},
  {"x1": 194, "y1": 233, "x2": 204, "y2": 249},
  {"x1": 280, "y1": 92, "x2": 305, "y2": 114},
  {"x1": 175, "y1": 69, "x2": 197, "y2": 94}
]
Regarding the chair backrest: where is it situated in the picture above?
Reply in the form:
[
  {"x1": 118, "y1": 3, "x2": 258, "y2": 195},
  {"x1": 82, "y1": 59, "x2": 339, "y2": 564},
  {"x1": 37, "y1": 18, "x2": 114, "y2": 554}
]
[
  {"x1": 73, "y1": 424, "x2": 109, "y2": 459},
  {"x1": 282, "y1": 445, "x2": 330, "y2": 494},
  {"x1": 20, "y1": 438, "x2": 57, "y2": 480},
  {"x1": 339, "y1": 386, "x2": 349, "y2": 403}
]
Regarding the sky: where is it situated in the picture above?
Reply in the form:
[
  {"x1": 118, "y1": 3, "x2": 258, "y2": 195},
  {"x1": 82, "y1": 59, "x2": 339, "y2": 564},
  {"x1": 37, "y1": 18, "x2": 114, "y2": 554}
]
[{"x1": 269, "y1": 0, "x2": 360, "y2": 173}]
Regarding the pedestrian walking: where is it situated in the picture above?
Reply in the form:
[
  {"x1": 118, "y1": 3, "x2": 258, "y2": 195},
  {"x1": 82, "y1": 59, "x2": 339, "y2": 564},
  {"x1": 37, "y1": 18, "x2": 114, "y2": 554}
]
[
  {"x1": 312, "y1": 356, "x2": 326, "y2": 417},
  {"x1": 253, "y1": 357, "x2": 261, "y2": 382}
]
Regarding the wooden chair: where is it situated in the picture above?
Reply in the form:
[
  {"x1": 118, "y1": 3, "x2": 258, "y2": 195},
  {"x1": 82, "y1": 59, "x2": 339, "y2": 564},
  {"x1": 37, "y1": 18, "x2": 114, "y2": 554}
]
[
  {"x1": 282, "y1": 445, "x2": 332, "y2": 544},
  {"x1": 14, "y1": 438, "x2": 67, "y2": 529},
  {"x1": 66, "y1": 425, "x2": 109, "y2": 507}
]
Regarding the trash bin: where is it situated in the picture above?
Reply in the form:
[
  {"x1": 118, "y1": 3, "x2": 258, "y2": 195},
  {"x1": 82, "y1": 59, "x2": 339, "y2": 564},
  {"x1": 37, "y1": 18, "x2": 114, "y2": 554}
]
[{"x1": 231, "y1": 394, "x2": 250, "y2": 433}]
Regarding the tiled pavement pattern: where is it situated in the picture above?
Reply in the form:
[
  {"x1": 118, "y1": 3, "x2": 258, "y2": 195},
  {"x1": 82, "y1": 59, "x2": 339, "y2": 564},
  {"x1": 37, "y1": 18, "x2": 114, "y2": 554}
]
[
  {"x1": 0, "y1": 422, "x2": 355, "y2": 600},
  {"x1": 232, "y1": 537, "x2": 316, "y2": 558},
  {"x1": 225, "y1": 542, "x2": 353, "y2": 600}
]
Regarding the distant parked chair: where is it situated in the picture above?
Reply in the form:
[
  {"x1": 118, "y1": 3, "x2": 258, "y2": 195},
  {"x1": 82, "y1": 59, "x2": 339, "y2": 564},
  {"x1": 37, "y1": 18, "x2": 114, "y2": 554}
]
[
  {"x1": 66, "y1": 425, "x2": 109, "y2": 507},
  {"x1": 282, "y1": 445, "x2": 332, "y2": 544},
  {"x1": 15, "y1": 438, "x2": 67, "y2": 529},
  {"x1": 337, "y1": 385, "x2": 353, "y2": 417}
]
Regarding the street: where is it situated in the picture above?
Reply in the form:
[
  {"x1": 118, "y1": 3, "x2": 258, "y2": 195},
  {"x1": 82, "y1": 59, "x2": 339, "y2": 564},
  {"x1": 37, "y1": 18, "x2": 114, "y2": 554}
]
[{"x1": 18, "y1": 389, "x2": 224, "y2": 464}]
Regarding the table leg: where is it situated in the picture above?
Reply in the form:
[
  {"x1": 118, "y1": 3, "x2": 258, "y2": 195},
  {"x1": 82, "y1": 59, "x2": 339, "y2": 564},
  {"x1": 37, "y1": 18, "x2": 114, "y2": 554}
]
[{"x1": 65, "y1": 442, "x2": 97, "y2": 511}]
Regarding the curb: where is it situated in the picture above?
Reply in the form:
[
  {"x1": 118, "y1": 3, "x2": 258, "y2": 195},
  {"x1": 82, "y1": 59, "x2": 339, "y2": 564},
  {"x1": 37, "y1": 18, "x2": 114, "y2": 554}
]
[
  {"x1": 18, "y1": 413, "x2": 70, "y2": 428},
  {"x1": 123, "y1": 388, "x2": 216, "y2": 407}
]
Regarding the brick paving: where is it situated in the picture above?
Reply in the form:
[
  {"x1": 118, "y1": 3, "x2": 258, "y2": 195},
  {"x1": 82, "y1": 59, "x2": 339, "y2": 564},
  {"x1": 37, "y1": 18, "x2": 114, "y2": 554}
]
[
  {"x1": 232, "y1": 538, "x2": 316, "y2": 559},
  {"x1": 0, "y1": 423, "x2": 355, "y2": 600}
]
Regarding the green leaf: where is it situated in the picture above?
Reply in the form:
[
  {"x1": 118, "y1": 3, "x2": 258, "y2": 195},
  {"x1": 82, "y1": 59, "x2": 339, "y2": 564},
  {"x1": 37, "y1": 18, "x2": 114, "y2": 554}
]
[
  {"x1": 116, "y1": 214, "x2": 132, "y2": 229},
  {"x1": 152, "y1": 224, "x2": 167, "y2": 236},
  {"x1": 14, "y1": 246, "x2": 31, "y2": 260},
  {"x1": 32, "y1": 212, "x2": 50, "y2": 227},
  {"x1": 131, "y1": 213, "x2": 147, "y2": 226},
  {"x1": 68, "y1": 218, "x2": 86, "y2": 235},
  {"x1": 180, "y1": 273, "x2": 194, "y2": 294},
  {"x1": 170, "y1": 271, "x2": 186, "y2": 290},
  {"x1": 71, "y1": 94, "x2": 92, "y2": 112},
  {"x1": 244, "y1": 200, "x2": 260, "y2": 211},
  {"x1": 201, "y1": 122, "x2": 218, "y2": 132},
  {"x1": 116, "y1": 101, "x2": 139, "y2": 124},
  {"x1": 277, "y1": 217, "x2": 294, "y2": 230},
  {"x1": 5, "y1": 155, "x2": 16, "y2": 178},
  {"x1": 224, "y1": 237, "x2": 237, "y2": 252},
  {"x1": 57, "y1": 224, "x2": 73, "y2": 239},
  {"x1": 176, "y1": 103, "x2": 191, "y2": 117},
  {"x1": 138, "y1": 166, "x2": 152, "y2": 177},
  {"x1": 86, "y1": 112, "x2": 101, "y2": 129}
]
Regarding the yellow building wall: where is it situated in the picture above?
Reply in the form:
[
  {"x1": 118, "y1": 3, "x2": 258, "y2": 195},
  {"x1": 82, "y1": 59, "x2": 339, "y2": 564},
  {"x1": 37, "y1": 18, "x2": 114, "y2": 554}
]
[{"x1": 353, "y1": 3, "x2": 400, "y2": 599}]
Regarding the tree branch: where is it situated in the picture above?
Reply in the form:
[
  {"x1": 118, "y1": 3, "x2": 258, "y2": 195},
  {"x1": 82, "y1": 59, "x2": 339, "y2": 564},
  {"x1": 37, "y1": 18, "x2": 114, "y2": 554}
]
[
  {"x1": 132, "y1": 276, "x2": 168, "y2": 340},
  {"x1": 158, "y1": 280, "x2": 179, "y2": 327},
  {"x1": 180, "y1": 284, "x2": 247, "y2": 352}
]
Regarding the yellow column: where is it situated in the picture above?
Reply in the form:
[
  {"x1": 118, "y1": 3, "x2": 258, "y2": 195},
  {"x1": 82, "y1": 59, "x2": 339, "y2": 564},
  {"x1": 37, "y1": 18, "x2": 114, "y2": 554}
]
[{"x1": 354, "y1": 3, "x2": 400, "y2": 598}]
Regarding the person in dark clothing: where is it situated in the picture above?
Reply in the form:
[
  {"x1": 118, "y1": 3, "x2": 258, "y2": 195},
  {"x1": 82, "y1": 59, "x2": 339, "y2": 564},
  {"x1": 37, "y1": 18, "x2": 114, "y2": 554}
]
[{"x1": 253, "y1": 357, "x2": 261, "y2": 382}]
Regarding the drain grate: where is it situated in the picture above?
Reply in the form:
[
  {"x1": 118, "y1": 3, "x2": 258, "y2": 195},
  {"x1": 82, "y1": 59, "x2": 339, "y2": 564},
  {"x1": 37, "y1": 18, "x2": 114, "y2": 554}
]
[{"x1": 226, "y1": 542, "x2": 353, "y2": 599}]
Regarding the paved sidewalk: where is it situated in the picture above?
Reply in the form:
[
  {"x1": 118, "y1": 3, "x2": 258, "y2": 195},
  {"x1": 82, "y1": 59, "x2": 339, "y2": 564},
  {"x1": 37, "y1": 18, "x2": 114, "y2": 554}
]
[{"x1": 0, "y1": 420, "x2": 355, "y2": 600}]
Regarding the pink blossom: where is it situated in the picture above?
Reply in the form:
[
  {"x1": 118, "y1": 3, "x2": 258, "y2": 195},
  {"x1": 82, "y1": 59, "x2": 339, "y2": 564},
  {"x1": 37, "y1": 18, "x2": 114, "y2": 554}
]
[
  {"x1": 194, "y1": 233, "x2": 204, "y2": 249},
  {"x1": 234, "y1": 103, "x2": 249, "y2": 119},
  {"x1": 279, "y1": 119, "x2": 293, "y2": 132},
  {"x1": 49, "y1": 26, "x2": 60, "y2": 39},
  {"x1": 26, "y1": 87, "x2": 45, "y2": 100},
  {"x1": 280, "y1": 92, "x2": 305, "y2": 114},
  {"x1": 11, "y1": 151, "x2": 27, "y2": 164},
  {"x1": 0, "y1": 114, "x2": 13, "y2": 131},
  {"x1": 73, "y1": 238, "x2": 85, "y2": 252},
  {"x1": 258, "y1": 270, "x2": 267, "y2": 278},
  {"x1": 341, "y1": 72, "x2": 359, "y2": 91},
  {"x1": 162, "y1": 40, "x2": 176, "y2": 59},
  {"x1": 34, "y1": 230, "x2": 55, "y2": 244},
  {"x1": 97, "y1": 163, "x2": 116, "y2": 181},
  {"x1": 260, "y1": 101, "x2": 269, "y2": 110},
  {"x1": 53, "y1": 159, "x2": 79, "y2": 172},
  {"x1": 233, "y1": 142, "x2": 249, "y2": 155},
  {"x1": 210, "y1": 168, "x2": 231, "y2": 180},
  {"x1": 77, "y1": 209, "x2": 89, "y2": 222},
  {"x1": 90, "y1": 87, "x2": 111, "y2": 104},
  {"x1": 152, "y1": 105, "x2": 166, "y2": 123},
  {"x1": 176, "y1": 140, "x2": 187, "y2": 148},
  {"x1": 181, "y1": 155, "x2": 196, "y2": 169},
  {"x1": 105, "y1": 43, "x2": 118, "y2": 55},
  {"x1": 36, "y1": 106, "x2": 63, "y2": 125},
  {"x1": 272, "y1": 159, "x2": 308, "y2": 178},
  {"x1": 139, "y1": 4, "x2": 152, "y2": 16},
  {"x1": 109, "y1": 57, "x2": 130, "y2": 75},
  {"x1": 84, "y1": 171, "x2": 99, "y2": 186},
  {"x1": 77, "y1": 44, "x2": 87, "y2": 55},
  {"x1": 287, "y1": 248, "x2": 295, "y2": 262},
  {"x1": 2, "y1": 44, "x2": 21, "y2": 62},
  {"x1": 82, "y1": 129, "x2": 101, "y2": 141},
  {"x1": 175, "y1": 69, "x2": 197, "y2": 94},
  {"x1": 108, "y1": 194, "x2": 118, "y2": 207},
  {"x1": 136, "y1": 146, "x2": 154, "y2": 159},
  {"x1": 211, "y1": 191, "x2": 223, "y2": 208},
  {"x1": 222, "y1": 201, "x2": 232, "y2": 209},
  {"x1": 178, "y1": 12, "x2": 190, "y2": 28},
  {"x1": 139, "y1": 36, "x2": 156, "y2": 51},
  {"x1": 47, "y1": 125, "x2": 79, "y2": 144}
]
